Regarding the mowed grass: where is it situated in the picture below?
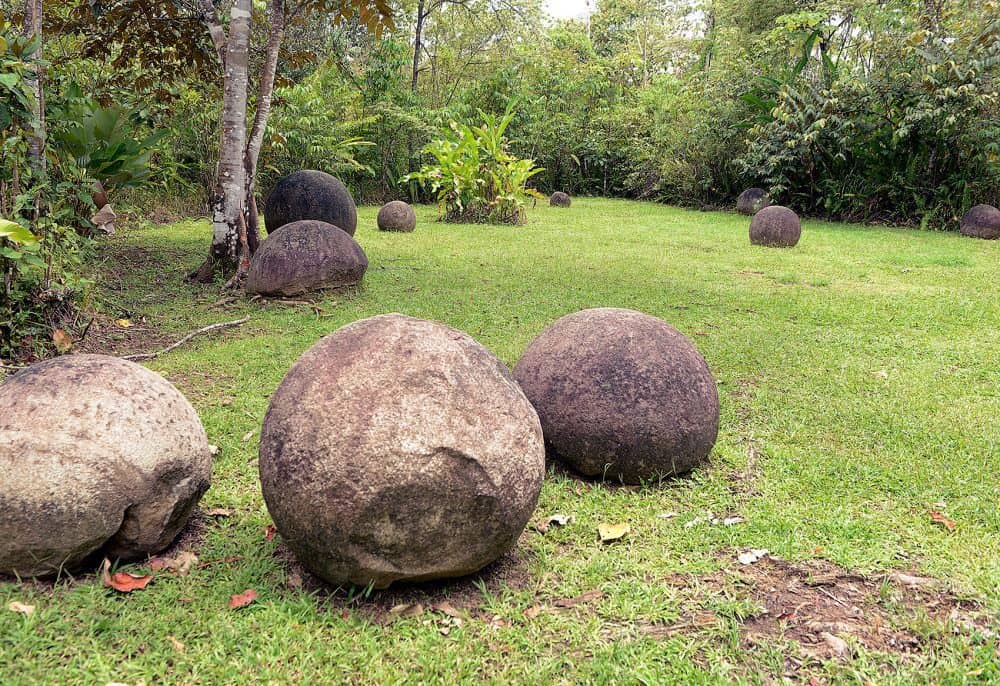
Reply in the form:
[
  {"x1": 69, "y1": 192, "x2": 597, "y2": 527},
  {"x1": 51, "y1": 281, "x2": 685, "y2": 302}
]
[{"x1": 1, "y1": 198, "x2": 998, "y2": 684}]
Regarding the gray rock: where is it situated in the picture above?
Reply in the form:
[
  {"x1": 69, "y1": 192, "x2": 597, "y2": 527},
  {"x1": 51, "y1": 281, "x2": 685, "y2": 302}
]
[
  {"x1": 737, "y1": 188, "x2": 770, "y2": 215},
  {"x1": 259, "y1": 314, "x2": 545, "y2": 589},
  {"x1": 750, "y1": 205, "x2": 801, "y2": 247},
  {"x1": 377, "y1": 201, "x2": 417, "y2": 232},
  {"x1": 514, "y1": 308, "x2": 719, "y2": 484},
  {"x1": 550, "y1": 192, "x2": 572, "y2": 208},
  {"x1": 246, "y1": 220, "x2": 368, "y2": 297},
  {"x1": 0, "y1": 355, "x2": 211, "y2": 577},
  {"x1": 264, "y1": 170, "x2": 358, "y2": 236},
  {"x1": 960, "y1": 204, "x2": 1000, "y2": 239}
]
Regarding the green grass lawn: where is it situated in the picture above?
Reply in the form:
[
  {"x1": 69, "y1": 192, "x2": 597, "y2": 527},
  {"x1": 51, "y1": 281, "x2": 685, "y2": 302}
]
[{"x1": 2, "y1": 198, "x2": 998, "y2": 684}]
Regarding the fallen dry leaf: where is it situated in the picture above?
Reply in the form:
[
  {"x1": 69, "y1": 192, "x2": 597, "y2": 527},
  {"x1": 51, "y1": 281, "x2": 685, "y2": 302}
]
[
  {"x1": 7, "y1": 601, "x2": 34, "y2": 616},
  {"x1": 389, "y1": 603, "x2": 425, "y2": 618},
  {"x1": 820, "y1": 631, "x2": 851, "y2": 659},
  {"x1": 684, "y1": 514, "x2": 711, "y2": 529},
  {"x1": 228, "y1": 589, "x2": 258, "y2": 610},
  {"x1": 208, "y1": 444, "x2": 220, "y2": 457},
  {"x1": 929, "y1": 510, "x2": 956, "y2": 532},
  {"x1": 536, "y1": 513, "x2": 573, "y2": 533},
  {"x1": 738, "y1": 549, "x2": 769, "y2": 565},
  {"x1": 167, "y1": 635, "x2": 185, "y2": 653},
  {"x1": 101, "y1": 559, "x2": 153, "y2": 593},
  {"x1": 432, "y1": 601, "x2": 462, "y2": 618},
  {"x1": 115, "y1": 318, "x2": 133, "y2": 328},
  {"x1": 264, "y1": 524, "x2": 277, "y2": 541},
  {"x1": 872, "y1": 369, "x2": 889, "y2": 379},
  {"x1": 554, "y1": 590, "x2": 604, "y2": 608},
  {"x1": 889, "y1": 571, "x2": 937, "y2": 588},
  {"x1": 203, "y1": 507, "x2": 232, "y2": 517},
  {"x1": 598, "y1": 522, "x2": 630, "y2": 543},
  {"x1": 149, "y1": 551, "x2": 198, "y2": 576},
  {"x1": 242, "y1": 431, "x2": 255, "y2": 442},
  {"x1": 523, "y1": 605, "x2": 543, "y2": 619},
  {"x1": 723, "y1": 516, "x2": 744, "y2": 526},
  {"x1": 658, "y1": 511, "x2": 680, "y2": 520},
  {"x1": 52, "y1": 329, "x2": 73, "y2": 354}
]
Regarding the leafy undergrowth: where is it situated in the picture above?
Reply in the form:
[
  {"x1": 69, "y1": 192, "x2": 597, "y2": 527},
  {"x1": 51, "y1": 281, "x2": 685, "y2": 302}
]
[{"x1": 2, "y1": 200, "x2": 998, "y2": 684}]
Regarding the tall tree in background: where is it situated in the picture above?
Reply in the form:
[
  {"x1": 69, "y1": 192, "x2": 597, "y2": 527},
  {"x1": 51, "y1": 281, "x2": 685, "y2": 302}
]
[{"x1": 21, "y1": 0, "x2": 44, "y2": 171}]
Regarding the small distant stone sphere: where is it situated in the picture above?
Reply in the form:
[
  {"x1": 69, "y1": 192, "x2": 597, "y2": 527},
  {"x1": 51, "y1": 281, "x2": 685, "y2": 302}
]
[
  {"x1": 377, "y1": 201, "x2": 417, "y2": 232},
  {"x1": 247, "y1": 220, "x2": 368, "y2": 297},
  {"x1": 264, "y1": 170, "x2": 358, "y2": 236},
  {"x1": 259, "y1": 314, "x2": 546, "y2": 589},
  {"x1": 750, "y1": 205, "x2": 801, "y2": 247},
  {"x1": 550, "y1": 192, "x2": 572, "y2": 207},
  {"x1": 0, "y1": 355, "x2": 211, "y2": 577},
  {"x1": 737, "y1": 188, "x2": 770, "y2": 215},
  {"x1": 960, "y1": 204, "x2": 1000, "y2": 240},
  {"x1": 513, "y1": 308, "x2": 720, "y2": 484}
]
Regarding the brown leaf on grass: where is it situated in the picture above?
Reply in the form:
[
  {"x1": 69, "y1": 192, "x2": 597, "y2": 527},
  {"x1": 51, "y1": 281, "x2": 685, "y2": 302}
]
[
  {"x1": 432, "y1": 601, "x2": 462, "y2": 618},
  {"x1": 115, "y1": 318, "x2": 133, "y2": 328},
  {"x1": 554, "y1": 590, "x2": 603, "y2": 608},
  {"x1": 52, "y1": 329, "x2": 73, "y2": 354},
  {"x1": 929, "y1": 510, "x2": 956, "y2": 531},
  {"x1": 7, "y1": 601, "x2": 35, "y2": 616},
  {"x1": 242, "y1": 431, "x2": 255, "y2": 442},
  {"x1": 598, "y1": 522, "x2": 630, "y2": 543},
  {"x1": 264, "y1": 524, "x2": 277, "y2": 541},
  {"x1": 523, "y1": 605, "x2": 543, "y2": 619},
  {"x1": 889, "y1": 571, "x2": 937, "y2": 588},
  {"x1": 148, "y1": 551, "x2": 198, "y2": 576},
  {"x1": 389, "y1": 603, "x2": 424, "y2": 618},
  {"x1": 535, "y1": 513, "x2": 573, "y2": 533},
  {"x1": 101, "y1": 558, "x2": 153, "y2": 593},
  {"x1": 203, "y1": 507, "x2": 232, "y2": 517},
  {"x1": 228, "y1": 589, "x2": 258, "y2": 609},
  {"x1": 167, "y1": 635, "x2": 185, "y2": 653},
  {"x1": 820, "y1": 631, "x2": 851, "y2": 660}
]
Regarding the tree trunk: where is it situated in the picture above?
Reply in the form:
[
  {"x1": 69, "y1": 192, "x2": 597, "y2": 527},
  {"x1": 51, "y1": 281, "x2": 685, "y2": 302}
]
[
  {"x1": 411, "y1": 0, "x2": 425, "y2": 92},
  {"x1": 22, "y1": 0, "x2": 45, "y2": 170}
]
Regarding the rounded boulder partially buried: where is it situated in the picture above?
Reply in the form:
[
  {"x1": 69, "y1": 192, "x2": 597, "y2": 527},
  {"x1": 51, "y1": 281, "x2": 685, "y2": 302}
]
[
  {"x1": 737, "y1": 188, "x2": 770, "y2": 215},
  {"x1": 0, "y1": 355, "x2": 211, "y2": 577},
  {"x1": 513, "y1": 308, "x2": 720, "y2": 485},
  {"x1": 750, "y1": 205, "x2": 801, "y2": 247},
  {"x1": 264, "y1": 170, "x2": 358, "y2": 236},
  {"x1": 246, "y1": 220, "x2": 368, "y2": 297},
  {"x1": 959, "y1": 204, "x2": 1000, "y2": 240},
  {"x1": 550, "y1": 192, "x2": 572, "y2": 207},
  {"x1": 258, "y1": 314, "x2": 546, "y2": 589},
  {"x1": 377, "y1": 201, "x2": 417, "y2": 232}
]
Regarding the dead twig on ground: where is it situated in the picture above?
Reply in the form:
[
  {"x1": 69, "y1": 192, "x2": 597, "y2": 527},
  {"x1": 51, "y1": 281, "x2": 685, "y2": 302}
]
[{"x1": 122, "y1": 317, "x2": 251, "y2": 362}]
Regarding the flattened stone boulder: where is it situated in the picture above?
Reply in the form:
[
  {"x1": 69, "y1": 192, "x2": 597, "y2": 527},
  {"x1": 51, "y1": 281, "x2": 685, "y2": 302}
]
[
  {"x1": 0, "y1": 355, "x2": 211, "y2": 577},
  {"x1": 513, "y1": 308, "x2": 719, "y2": 485},
  {"x1": 750, "y1": 205, "x2": 801, "y2": 247},
  {"x1": 550, "y1": 192, "x2": 572, "y2": 207},
  {"x1": 246, "y1": 220, "x2": 368, "y2": 297},
  {"x1": 377, "y1": 200, "x2": 417, "y2": 232},
  {"x1": 259, "y1": 314, "x2": 545, "y2": 589},
  {"x1": 960, "y1": 204, "x2": 1000, "y2": 239},
  {"x1": 737, "y1": 188, "x2": 770, "y2": 215},
  {"x1": 264, "y1": 170, "x2": 358, "y2": 236}
]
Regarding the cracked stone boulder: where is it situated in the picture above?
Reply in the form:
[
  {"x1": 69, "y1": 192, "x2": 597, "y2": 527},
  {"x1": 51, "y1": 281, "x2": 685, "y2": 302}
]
[
  {"x1": 0, "y1": 355, "x2": 211, "y2": 577},
  {"x1": 264, "y1": 170, "x2": 358, "y2": 236},
  {"x1": 550, "y1": 192, "x2": 572, "y2": 207},
  {"x1": 513, "y1": 308, "x2": 719, "y2": 485},
  {"x1": 377, "y1": 201, "x2": 417, "y2": 232},
  {"x1": 737, "y1": 188, "x2": 770, "y2": 215},
  {"x1": 960, "y1": 204, "x2": 1000, "y2": 239},
  {"x1": 750, "y1": 205, "x2": 801, "y2": 247},
  {"x1": 247, "y1": 220, "x2": 368, "y2": 297},
  {"x1": 259, "y1": 314, "x2": 545, "y2": 589}
]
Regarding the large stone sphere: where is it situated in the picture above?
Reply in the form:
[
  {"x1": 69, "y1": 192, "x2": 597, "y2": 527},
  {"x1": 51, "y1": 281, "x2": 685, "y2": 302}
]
[
  {"x1": 264, "y1": 170, "x2": 358, "y2": 236},
  {"x1": 247, "y1": 220, "x2": 368, "y2": 297},
  {"x1": 960, "y1": 204, "x2": 1000, "y2": 239},
  {"x1": 737, "y1": 188, "x2": 770, "y2": 215},
  {"x1": 259, "y1": 314, "x2": 546, "y2": 589},
  {"x1": 0, "y1": 355, "x2": 211, "y2": 577},
  {"x1": 750, "y1": 205, "x2": 801, "y2": 247},
  {"x1": 377, "y1": 201, "x2": 417, "y2": 232},
  {"x1": 550, "y1": 192, "x2": 572, "y2": 208},
  {"x1": 513, "y1": 308, "x2": 719, "y2": 484}
]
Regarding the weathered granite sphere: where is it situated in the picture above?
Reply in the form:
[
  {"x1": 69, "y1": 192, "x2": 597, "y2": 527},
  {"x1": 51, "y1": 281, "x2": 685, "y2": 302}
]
[
  {"x1": 513, "y1": 308, "x2": 719, "y2": 484},
  {"x1": 259, "y1": 314, "x2": 546, "y2": 589},
  {"x1": 247, "y1": 220, "x2": 368, "y2": 297},
  {"x1": 550, "y1": 192, "x2": 572, "y2": 207},
  {"x1": 960, "y1": 204, "x2": 1000, "y2": 239},
  {"x1": 377, "y1": 200, "x2": 417, "y2": 232},
  {"x1": 750, "y1": 205, "x2": 801, "y2": 247},
  {"x1": 0, "y1": 355, "x2": 211, "y2": 577},
  {"x1": 264, "y1": 170, "x2": 358, "y2": 236},
  {"x1": 737, "y1": 188, "x2": 770, "y2": 215}
]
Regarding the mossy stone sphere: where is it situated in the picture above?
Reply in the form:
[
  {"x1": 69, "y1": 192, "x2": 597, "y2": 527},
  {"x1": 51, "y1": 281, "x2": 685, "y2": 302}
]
[
  {"x1": 550, "y1": 192, "x2": 572, "y2": 207},
  {"x1": 513, "y1": 308, "x2": 720, "y2": 484},
  {"x1": 960, "y1": 204, "x2": 1000, "y2": 240},
  {"x1": 264, "y1": 170, "x2": 357, "y2": 236},
  {"x1": 750, "y1": 205, "x2": 801, "y2": 247},
  {"x1": 737, "y1": 188, "x2": 770, "y2": 215},
  {"x1": 377, "y1": 201, "x2": 417, "y2": 232}
]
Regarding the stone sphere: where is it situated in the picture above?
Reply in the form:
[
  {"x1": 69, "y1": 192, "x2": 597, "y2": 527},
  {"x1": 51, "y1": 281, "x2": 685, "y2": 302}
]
[
  {"x1": 0, "y1": 355, "x2": 211, "y2": 577},
  {"x1": 550, "y1": 192, "x2": 572, "y2": 208},
  {"x1": 377, "y1": 201, "x2": 417, "y2": 232},
  {"x1": 264, "y1": 170, "x2": 358, "y2": 236},
  {"x1": 737, "y1": 188, "x2": 770, "y2": 215},
  {"x1": 750, "y1": 205, "x2": 801, "y2": 247},
  {"x1": 259, "y1": 314, "x2": 546, "y2": 589},
  {"x1": 513, "y1": 308, "x2": 719, "y2": 484},
  {"x1": 247, "y1": 220, "x2": 368, "y2": 297},
  {"x1": 960, "y1": 204, "x2": 1000, "y2": 240}
]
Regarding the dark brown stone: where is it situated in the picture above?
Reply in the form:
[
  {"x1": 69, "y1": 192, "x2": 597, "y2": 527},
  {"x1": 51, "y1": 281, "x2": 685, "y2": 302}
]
[
  {"x1": 246, "y1": 220, "x2": 368, "y2": 297},
  {"x1": 0, "y1": 355, "x2": 211, "y2": 577},
  {"x1": 258, "y1": 314, "x2": 545, "y2": 589},
  {"x1": 513, "y1": 308, "x2": 719, "y2": 484},
  {"x1": 550, "y1": 192, "x2": 572, "y2": 207},
  {"x1": 264, "y1": 170, "x2": 358, "y2": 236},
  {"x1": 960, "y1": 204, "x2": 1000, "y2": 240},
  {"x1": 377, "y1": 201, "x2": 417, "y2": 232},
  {"x1": 750, "y1": 205, "x2": 801, "y2": 247},
  {"x1": 737, "y1": 188, "x2": 770, "y2": 215}
]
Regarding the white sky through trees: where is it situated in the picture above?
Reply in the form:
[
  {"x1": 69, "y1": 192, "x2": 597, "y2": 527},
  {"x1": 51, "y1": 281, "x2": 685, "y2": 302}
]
[{"x1": 544, "y1": 0, "x2": 592, "y2": 19}]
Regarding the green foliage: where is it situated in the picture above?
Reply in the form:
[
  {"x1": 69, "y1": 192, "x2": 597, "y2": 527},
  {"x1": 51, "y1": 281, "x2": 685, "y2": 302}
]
[{"x1": 405, "y1": 109, "x2": 544, "y2": 224}]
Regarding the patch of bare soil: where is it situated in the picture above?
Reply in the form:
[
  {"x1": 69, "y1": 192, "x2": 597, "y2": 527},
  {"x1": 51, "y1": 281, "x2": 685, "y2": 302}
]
[{"x1": 73, "y1": 312, "x2": 175, "y2": 358}]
